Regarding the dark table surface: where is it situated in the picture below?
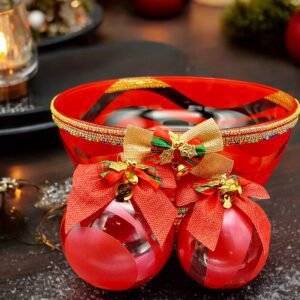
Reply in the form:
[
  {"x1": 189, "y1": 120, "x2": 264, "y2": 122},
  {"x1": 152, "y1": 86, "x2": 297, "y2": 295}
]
[{"x1": 1, "y1": 2, "x2": 300, "y2": 299}]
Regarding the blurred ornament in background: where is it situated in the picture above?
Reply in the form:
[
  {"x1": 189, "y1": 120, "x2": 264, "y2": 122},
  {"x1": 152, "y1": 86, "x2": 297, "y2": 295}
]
[
  {"x1": 0, "y1": 0, "x2": 38, "y2": 103},
  {"x1": 286, "y1": 10, "x2": 300, "y2": 63},
  {"x1": 28, "y1": 9, "x2": 46, "y2": 31},
  {"x1": 134, "y1": 0, "x2": 185, "y2": 18},
  {"x1": 26, "y1": 0, "x2": 93, "y2": 38}
]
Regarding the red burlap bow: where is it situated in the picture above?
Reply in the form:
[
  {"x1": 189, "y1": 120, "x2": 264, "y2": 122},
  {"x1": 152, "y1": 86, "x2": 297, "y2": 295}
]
[
  {"x1": 65, "y1": 161, "x2": 177, "y2": 247},
  {"x1": 177, "y1": 175, "x2": 271, "y2": 253}
]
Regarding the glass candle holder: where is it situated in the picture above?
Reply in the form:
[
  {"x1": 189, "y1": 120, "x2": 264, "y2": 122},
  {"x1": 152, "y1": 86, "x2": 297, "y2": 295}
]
[{"x1": 0, "y1": 0, "x2": 38, "y2": 102}]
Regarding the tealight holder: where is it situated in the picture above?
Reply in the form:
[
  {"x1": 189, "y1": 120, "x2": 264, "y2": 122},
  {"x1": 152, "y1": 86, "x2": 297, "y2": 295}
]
[{"x1": 0, "y1": 1, "x2": 37, "y2": 103}]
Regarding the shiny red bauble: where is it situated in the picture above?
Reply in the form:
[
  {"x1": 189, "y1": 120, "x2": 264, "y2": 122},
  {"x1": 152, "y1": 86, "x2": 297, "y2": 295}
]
[
  {"x1": 177, "y1": 208, "x2": 269, "y2": 289},
  {"x1": 134, "y1": 0, "x2": 185, "y2": 18},
  {"x1": 61, "y1": 199, "x2": 174, "y2": 291},
  {"x1": 286, "y1": 12, "x2": 300, "y2": 63}
]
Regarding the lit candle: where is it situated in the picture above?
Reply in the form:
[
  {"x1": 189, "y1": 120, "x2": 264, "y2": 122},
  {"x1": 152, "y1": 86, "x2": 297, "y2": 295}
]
[
  {"x1": 0, "y1": 1, "x2": 37, "y2": 101},
  {"x1": 0, "y1": 32, "x2": 8, "y2": 62},
  {"x1": 0, "y1": 31, "x2": 30, "y2": 73}
]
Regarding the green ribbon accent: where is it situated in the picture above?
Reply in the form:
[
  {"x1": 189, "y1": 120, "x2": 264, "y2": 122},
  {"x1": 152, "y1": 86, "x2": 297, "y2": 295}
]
[
  {"x1": 151, "y1": 137, "x2": 171, "y2": 149},
  {"x1": 149, "y1": 175, "x2": 162, "y2": 184},
  {"x1": 195, "y1": 145, "x2": 206, "y2": 156},
  {"x1": 100, "y1": 171, "x2": 110, "y2": 178},
  {"x1": 195, "y1": 184, "x2": 218, "y2": 193}
]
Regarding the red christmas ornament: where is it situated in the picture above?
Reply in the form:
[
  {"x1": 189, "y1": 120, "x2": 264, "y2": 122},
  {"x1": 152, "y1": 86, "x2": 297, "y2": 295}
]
[
  {"x1": 176, "y1": 175, "x2": 271, "y2": 289},
  {"x1": 61, "y1": 162, "x2": 177, "y2": 290},
  {"x1": 61, "y1": 200, "x2": 175, "y2": 291},
  {"x1": 286, "y1": 11, "x2": 300, "y2": 63},
  {"x1": 177, "y1": 208, "x2": 268, "y2": 289},
  {"x1": 134, "y1": 0, "x2": 185, "y2": 18}
]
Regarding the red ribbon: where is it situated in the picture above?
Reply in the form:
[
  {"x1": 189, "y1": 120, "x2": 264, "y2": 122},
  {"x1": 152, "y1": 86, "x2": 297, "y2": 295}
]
[
  {"x1": 176, "y1": 176, "x2": 271, "y2": 254},
  {"x1": 102, "y1": 164, "x2": 160, "y2": 190},
  {"x1": 65, "y1": 163, "x2": 177, "y2": 247}
]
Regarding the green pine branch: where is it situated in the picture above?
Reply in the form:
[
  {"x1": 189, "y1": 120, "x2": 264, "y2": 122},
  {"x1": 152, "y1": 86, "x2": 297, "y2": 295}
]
[{"x1": 222, "y1": 0, "x2": 297, "y2": 54}]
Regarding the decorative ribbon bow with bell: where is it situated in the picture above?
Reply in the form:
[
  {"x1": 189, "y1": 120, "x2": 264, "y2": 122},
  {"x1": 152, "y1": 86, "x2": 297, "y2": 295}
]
[
  {"x1": 123, "y1": 119, "x2": 233, "y2": 178},
  {"x1": 64, "y1": 160, "x2": 177, "y2": 247},
  {"x1": 176, "y1": 174, "x2": 271, "y2": 254}
]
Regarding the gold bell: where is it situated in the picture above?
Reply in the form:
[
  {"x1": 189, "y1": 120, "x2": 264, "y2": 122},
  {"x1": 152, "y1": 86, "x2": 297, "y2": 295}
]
[
  {"x1": 115, "y1": 183, "x2": 133, "y2": 202},
  {"x1": 125, "y1": 170, "x2": 139, "y2": 185},
  {"x1": 176, "y1": 164, "x2": 189, "y2": 179},
  {"x1": 221, "y1": 194, "x2": 233, "y2": 209}
]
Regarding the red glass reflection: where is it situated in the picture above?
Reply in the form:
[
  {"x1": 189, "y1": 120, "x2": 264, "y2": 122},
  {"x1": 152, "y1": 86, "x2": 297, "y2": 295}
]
[
  {"x1": 177, "y1": 208, "x2": 267, "y2": 289},
  {"x1": 61, "y1": 199, "x2": 174, "y2": 291}
]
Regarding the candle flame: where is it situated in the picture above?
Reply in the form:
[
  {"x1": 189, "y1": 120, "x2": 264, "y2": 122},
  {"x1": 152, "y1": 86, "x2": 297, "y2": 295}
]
[
  {"x1": 15, "y1": 188, "x2": 22, "y2": 201},
  {"x1": 0, "y1": 32, "x2": 8, "y2": 58}
]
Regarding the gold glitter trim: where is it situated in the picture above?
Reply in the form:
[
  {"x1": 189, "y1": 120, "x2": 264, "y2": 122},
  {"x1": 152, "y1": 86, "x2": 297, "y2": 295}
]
[
  {"x1": 223, "y1": 117, "x2": 299, "y2": 145},
  {"x1": 105, "y1": 77, "x2": 170, "y2": 94},
  {"x1": 51, "y1": 80, "x2": 300, "y2": 145},
  {"x1": 52, "y1": 115, "x2": 124, "y2": 146},
  {"x1": 265, "y1": 91, "x2": 295, "y2": 111},
  {"x1": 51, "y1": 99, "x2": 125, "y2": 137},
  {"x1": 54, "y1": 113, "x2": 298, "y2": 146}
]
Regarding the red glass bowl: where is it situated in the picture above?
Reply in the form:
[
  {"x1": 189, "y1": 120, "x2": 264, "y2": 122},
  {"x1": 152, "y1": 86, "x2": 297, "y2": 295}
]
[{"x1": 51, "y1": 76, "x2": 299, "y2": 184}]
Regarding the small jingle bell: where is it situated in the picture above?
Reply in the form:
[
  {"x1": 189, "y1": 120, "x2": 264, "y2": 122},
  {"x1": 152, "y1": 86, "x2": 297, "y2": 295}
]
[{"x1": 115, "y1": 183, "x2": 133, "y2": 202}]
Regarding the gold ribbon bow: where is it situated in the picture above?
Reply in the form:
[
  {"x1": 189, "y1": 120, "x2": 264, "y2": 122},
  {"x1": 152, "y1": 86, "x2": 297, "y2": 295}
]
[{"x1": 123, "y1": 118, "x2": 233, "y2": 178}]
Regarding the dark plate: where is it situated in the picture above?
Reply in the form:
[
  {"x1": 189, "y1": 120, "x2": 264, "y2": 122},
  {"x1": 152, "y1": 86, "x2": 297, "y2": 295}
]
[
  {"x1": 37, "y1": 3, "x2": 103, "y2": 49},
  {"x1": 0, "y1": 122, "x2": 54, "y2": 136},
  {"x1": 0, "y1": 40, "x2": 188, "y2": 136}
]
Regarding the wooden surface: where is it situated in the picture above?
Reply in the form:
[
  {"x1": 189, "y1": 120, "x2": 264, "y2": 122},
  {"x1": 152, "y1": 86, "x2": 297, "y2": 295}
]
[{"x1": 0, "y1": 2, "x2": 300, "y2": 299}]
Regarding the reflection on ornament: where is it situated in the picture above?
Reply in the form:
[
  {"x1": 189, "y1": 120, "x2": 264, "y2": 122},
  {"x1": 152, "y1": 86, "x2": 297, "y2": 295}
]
[
  {"x1": 61, "y1": 199, "x2": 174, "y2": 291},
  {"x1": 177, "y1": 208, "x2": 269, "y2": 289}
]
